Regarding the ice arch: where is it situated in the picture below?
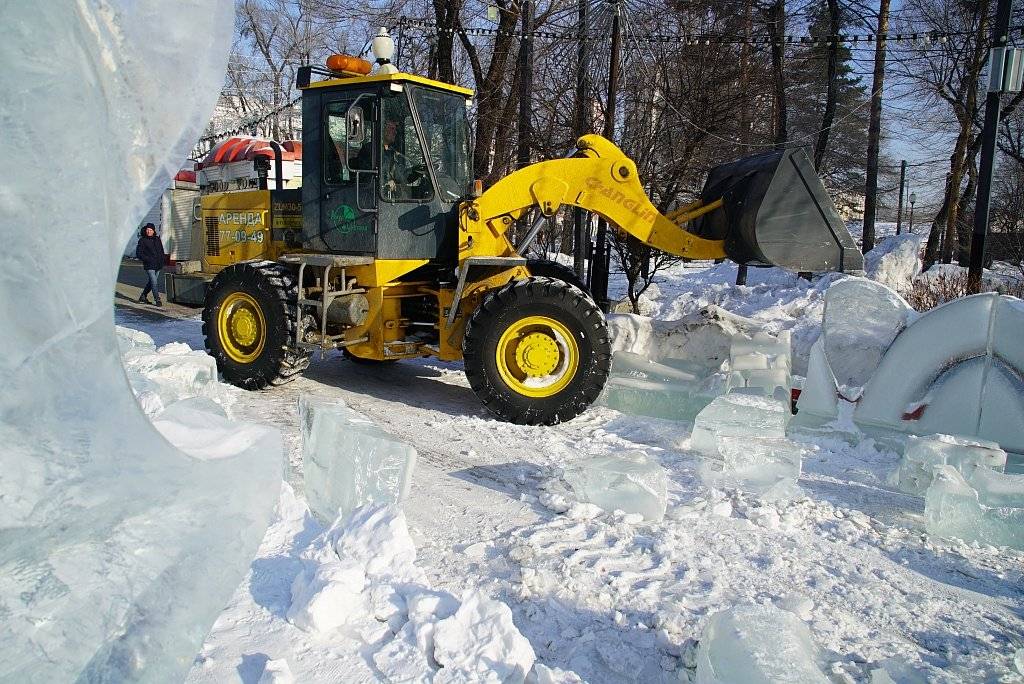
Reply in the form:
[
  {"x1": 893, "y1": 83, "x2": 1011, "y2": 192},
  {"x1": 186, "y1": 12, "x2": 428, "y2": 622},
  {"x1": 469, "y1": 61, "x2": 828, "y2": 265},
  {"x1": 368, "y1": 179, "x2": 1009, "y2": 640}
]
[
  {"x1": 855, "y1": 294, "x2": 1024, "y2": 453},
  {"x1": 0, "y1": 2, "x2": 280, "y2": 681}
]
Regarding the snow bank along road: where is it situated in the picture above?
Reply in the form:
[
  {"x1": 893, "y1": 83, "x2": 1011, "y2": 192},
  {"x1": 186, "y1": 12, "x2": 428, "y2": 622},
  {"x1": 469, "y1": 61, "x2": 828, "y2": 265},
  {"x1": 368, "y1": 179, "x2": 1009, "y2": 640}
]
[{"x1": 116, "y1": 303, "x2": 1024, "y2": 683}]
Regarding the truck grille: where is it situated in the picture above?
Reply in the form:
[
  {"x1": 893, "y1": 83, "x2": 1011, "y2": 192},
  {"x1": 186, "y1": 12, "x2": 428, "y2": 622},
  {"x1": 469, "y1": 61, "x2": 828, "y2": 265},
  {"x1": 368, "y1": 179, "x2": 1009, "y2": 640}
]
[{"x1": 205, "y1": 217, "x2": 219, "y2": 257}]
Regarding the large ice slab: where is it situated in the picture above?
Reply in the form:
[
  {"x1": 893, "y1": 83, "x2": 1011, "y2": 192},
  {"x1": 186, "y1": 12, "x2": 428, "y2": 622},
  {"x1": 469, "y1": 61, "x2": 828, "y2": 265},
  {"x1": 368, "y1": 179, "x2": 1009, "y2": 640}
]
[
  {"x1": 0, "y1": 3, "x2": 283, "y2": 681},
  {"x1": 895, "y1": 434, "x2": 1007, "y2": 496},
  {"x1": 695, "y1": 605, "x2": 829, "y2": 684},
  {"x1": 698, "y1": 436, "x2": 804, "y2": 500},
  {"x1": 691, "y1": 394, "x2": 791, "y2": 457},
  {"x1": 925, "y1": 466, "x2": 1024, "y2": 549},
  {"x1": 821, "y1": 277, "x2": 914, "y2": 390},
  {"x1": 562, "y1": 451, "x2": 668, "y2": 521},
  {"x1": 601, "y1": 352, "x2": 723, "y2": 422},
  {"x1": 299, "y1": 395, "x2": 417, "y2": 524}
]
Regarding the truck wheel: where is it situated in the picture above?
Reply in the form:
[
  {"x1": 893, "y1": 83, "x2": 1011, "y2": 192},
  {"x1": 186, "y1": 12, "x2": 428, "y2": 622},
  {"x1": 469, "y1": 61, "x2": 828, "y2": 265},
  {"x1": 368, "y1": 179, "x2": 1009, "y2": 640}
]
[
  {"x1": 526, "y1": 258, "x2": 591, "y2": 297},
  {"x1": 202, "y1": 260, "x2": 310, "y2": 389},
  {"x1": 463, "y1": 277, "x2": 610, "y2": 425}
]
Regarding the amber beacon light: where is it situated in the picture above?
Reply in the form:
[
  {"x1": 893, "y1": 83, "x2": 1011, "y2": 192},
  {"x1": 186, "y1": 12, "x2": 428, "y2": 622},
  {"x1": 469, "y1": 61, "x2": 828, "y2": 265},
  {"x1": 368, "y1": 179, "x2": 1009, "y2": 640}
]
[{"x1": 325, "y1": 54, "x2": 372, "y2": 76}]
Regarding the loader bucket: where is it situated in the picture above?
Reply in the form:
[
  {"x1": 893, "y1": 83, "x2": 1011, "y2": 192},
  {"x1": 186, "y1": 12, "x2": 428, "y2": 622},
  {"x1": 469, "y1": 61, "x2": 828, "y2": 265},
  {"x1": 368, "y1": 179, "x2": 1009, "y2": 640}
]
[{"x1": 691, "y1": 148, "x2": 863, "y2": 272}]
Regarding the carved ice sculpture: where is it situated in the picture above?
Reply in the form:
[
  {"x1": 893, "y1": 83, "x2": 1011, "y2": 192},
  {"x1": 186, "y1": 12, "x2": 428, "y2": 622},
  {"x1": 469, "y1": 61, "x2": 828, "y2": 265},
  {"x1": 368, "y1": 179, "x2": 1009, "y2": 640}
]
[
  {"x1": 856, "y1": 294, "x2": 1024, "y2": 454},
  {"x1": 795, "y1": 278, "x2": 1024, "y2": 456},
  {"x1": 0, "y1": 3, "x2": 281, "y2": 681}
]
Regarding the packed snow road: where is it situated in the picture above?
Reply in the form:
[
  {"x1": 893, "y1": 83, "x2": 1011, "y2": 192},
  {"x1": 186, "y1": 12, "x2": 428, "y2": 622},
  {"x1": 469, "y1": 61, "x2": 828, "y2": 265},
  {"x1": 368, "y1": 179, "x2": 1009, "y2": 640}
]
[{"x1": 116, "y1": 302, "x2": 1024, "y2": 683}]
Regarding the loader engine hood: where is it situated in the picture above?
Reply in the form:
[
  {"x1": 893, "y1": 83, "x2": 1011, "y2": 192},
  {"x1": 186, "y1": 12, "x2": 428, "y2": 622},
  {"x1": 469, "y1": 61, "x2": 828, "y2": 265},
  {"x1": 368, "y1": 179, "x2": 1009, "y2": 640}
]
[{"x1": 691, "y1": 148, "x2": 863, "y2": 273}]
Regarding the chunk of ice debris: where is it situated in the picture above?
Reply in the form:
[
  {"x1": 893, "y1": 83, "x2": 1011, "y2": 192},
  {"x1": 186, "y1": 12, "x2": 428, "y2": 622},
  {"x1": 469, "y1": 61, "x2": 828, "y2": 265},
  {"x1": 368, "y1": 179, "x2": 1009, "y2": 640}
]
[
  {"x1": 698, "y1": 436, "x2": 804, "y2": 500},
  {"x1": 601, "y1": 352, "x2": 723, "y2": 422},
  {"x1": 691, "y1": 394, "x2": 791, "y2": 458},
  {"x1": 895, "y1": 434, "x2": 1006, "y2": 496},
  {"x1": 925, "y1": 465, "x2": 1024, "y2": 549},
  {"x1": 695, "y1": 605, "x2": 829, "y2": 684},
  {"x1": 726, "y1": 331, "x2": 792, "y2": 401},
  {"x1": 562, "y1": 451, "x2": 668, "y2": 521},
  {"x1": 967, "y1": 466, "x2": 1024, "y2": 507},
  {"x1": 433, "y1": 590, "x2": 536, "y2": 683},
  {"x1": 258, "y1": 659, "x2": 295, "y2": 684},
  {"x1": 299, "y1": 395, "x2": 417, "y2": 524},
  {"x1": 121, "y1": 342, "x2": 224, "y2": 405}
]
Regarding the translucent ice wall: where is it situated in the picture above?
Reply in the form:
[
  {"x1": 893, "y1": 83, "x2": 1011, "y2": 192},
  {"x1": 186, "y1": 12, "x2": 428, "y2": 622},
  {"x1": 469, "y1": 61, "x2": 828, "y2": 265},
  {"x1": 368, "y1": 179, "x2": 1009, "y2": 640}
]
[{"x1": 0, "y1": 2, "x2": 280, "y2": 681}]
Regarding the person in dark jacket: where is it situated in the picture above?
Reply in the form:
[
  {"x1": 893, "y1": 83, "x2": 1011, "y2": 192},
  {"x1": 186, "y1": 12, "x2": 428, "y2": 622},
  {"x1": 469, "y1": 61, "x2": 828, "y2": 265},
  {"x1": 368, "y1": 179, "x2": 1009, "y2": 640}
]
[{"x1": 135, "y1": 223, "x2": 165, "y2": 306}]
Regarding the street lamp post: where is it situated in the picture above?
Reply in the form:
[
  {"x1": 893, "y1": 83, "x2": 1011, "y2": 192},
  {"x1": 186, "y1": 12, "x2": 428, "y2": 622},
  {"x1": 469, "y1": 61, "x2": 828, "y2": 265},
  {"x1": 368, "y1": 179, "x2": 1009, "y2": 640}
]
[{"x1": 909, "y1": 192, "x2": 917, "y2": 233}]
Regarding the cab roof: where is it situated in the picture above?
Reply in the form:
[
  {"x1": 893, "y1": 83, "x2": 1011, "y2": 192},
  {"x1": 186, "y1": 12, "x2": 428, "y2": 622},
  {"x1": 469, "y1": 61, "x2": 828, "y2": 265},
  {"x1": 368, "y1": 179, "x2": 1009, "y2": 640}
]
[{"x1": 298, "y1": 69, "x2": 474, "y2": 98}]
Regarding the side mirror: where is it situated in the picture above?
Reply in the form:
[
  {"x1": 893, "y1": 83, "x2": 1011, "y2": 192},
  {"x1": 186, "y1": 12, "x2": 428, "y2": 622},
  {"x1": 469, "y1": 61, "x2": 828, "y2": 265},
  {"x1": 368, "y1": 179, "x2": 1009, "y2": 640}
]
[{"x1": 347, "y1": 106, "x2": 365, "y2": 146}]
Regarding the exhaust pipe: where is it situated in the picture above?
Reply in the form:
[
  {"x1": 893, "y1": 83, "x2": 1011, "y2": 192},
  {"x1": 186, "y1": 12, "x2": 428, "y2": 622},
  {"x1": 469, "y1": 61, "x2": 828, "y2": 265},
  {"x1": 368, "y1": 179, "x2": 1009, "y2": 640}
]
[{"x1": 269, "y1": 140, "x2": 284, "y2": 191}]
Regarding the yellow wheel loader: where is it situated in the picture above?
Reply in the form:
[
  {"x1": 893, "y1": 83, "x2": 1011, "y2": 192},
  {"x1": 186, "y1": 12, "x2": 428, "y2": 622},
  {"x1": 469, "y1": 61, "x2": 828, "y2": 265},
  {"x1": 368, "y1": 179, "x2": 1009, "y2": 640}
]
[{"x1": 190, "y1": 45, "x2": 861, "y2": 426}]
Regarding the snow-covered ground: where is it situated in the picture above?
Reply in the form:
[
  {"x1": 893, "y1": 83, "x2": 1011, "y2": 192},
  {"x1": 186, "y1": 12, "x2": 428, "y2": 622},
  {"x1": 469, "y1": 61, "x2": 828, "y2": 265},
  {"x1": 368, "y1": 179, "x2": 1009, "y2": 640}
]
[{"x1": 115, "y1": 246, "x2": 1024, "y2": 683}]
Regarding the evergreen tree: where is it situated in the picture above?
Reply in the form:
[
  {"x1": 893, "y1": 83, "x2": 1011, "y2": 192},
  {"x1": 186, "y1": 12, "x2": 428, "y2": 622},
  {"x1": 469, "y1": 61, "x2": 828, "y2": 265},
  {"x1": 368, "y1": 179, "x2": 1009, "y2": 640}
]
[{"x1": 787, "y1": 4, "x2": 870, "y2": 205}]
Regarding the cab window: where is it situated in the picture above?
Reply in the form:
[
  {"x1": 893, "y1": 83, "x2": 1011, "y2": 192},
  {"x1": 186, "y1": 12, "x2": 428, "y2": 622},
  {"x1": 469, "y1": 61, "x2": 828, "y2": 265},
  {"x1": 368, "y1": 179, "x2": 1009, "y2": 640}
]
[{"x1": 379, "y1": 94, "x2": 432, "y2": 202}]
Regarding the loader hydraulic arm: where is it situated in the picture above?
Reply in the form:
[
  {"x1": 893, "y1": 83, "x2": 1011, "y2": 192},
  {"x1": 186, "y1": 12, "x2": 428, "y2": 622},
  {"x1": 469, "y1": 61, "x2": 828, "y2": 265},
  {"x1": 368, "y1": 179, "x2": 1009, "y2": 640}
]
[{"x1": 459, "y1": 134, "x2": 728, "y2": 262}]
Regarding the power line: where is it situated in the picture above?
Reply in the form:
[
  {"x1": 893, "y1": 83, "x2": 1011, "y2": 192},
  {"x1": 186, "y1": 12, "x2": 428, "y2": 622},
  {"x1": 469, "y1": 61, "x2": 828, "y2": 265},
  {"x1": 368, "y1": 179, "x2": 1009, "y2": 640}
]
[{"x1": 398, "y1": 16, "x2": 1024, "y2": 47}]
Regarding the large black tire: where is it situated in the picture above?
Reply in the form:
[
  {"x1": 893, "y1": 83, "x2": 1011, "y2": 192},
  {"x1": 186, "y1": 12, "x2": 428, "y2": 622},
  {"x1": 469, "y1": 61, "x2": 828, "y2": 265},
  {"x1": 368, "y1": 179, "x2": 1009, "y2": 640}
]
[
  {"x1": 463, "y1": 277, "x2": 610, "y2": 425},
  {"x1": 202, "y1": 260, "x2": 310, "y2": 389},
  {"x1": 526, "y1": 258, "x2": 591, "y2": 297}
]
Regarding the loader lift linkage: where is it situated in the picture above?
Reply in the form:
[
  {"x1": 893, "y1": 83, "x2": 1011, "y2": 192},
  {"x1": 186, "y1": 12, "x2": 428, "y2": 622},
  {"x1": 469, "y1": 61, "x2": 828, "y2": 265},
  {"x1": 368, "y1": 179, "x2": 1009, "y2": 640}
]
[{"x1": 193, "y1": 39, "x2": 861, "y2": 425}]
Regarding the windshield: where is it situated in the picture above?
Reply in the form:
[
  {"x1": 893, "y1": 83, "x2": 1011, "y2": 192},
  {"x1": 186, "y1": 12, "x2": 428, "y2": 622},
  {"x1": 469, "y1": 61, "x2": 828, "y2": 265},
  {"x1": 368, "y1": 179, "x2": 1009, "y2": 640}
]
[{"x1": 411, "y1": 87, "x2": 472, "y2": 201}]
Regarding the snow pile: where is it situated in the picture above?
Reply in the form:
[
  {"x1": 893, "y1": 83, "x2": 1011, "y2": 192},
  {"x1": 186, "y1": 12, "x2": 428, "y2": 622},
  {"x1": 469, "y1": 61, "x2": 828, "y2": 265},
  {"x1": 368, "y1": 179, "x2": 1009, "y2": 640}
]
[
  {"x1": 562, "y1": 451, "x2": 668, "y2": 521},
  {"x1": 864, "y1": 233, "x2": 925, "y2": 294},
  {"x1": 299, "y1": 395, "x2": 417, "y2": 524},
  {"x1": 894, "y1": 434, "x2": 1007, "y2": 496},
  {"x1": 0, "y1": 2, "x2": 280, "y2": 681},
  {"x1": 925, "y1": 465, "x2": 1024, "y2": 549},
  {"x1": 694, "y1": 604, "x2": 829, "y2": 683},
  {"x1": 287, "y1": 504, "x2": 540, "y2": 681}
]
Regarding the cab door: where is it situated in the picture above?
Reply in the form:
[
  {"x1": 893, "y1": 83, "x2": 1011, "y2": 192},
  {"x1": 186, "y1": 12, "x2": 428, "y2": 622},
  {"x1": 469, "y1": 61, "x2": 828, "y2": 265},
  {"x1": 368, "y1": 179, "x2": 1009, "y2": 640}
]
[{"x1": 316, "y1": 91, "x2": 378, "y2": 254}]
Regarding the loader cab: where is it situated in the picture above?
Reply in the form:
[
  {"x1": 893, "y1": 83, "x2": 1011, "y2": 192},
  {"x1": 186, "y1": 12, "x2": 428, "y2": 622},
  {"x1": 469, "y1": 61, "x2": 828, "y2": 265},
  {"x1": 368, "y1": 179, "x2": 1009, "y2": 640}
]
[{"x1": 298, "y1": 67, "x2": 473, "y2": 265}]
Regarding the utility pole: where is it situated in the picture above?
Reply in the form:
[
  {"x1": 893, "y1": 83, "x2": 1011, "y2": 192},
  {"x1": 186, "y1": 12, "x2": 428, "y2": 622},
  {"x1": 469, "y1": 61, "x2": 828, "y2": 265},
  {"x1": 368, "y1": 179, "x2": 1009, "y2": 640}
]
[
  {"x1": 517, "y1": 0, "x2": 533, "y2": 171},
  {"x1": 591, "y1": 0, "x2": 621, "y2": 312},
  {"x1": 895, "y1": 159, "x2": 907, "y2": 235},
  {"x1": 969, "y1": 0, "x2": 1014, "y2": 294},
  {"x1": 573, "y1": 0, "x2": 590, "y2": 280},
  {"x1": 515, "y1": 0, "x2": 534, "y2": 248},
  {"x1": 861, "y1": 0, "x2": 891, "y2": 254}
]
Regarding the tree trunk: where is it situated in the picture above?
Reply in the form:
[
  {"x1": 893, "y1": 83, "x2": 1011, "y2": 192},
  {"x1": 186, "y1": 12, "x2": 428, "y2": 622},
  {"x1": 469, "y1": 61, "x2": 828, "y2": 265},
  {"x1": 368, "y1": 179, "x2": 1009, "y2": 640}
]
[
  {"x1": 766, "y1": 0, "x2": 787, "y2": 147},
  {"x1": 956, "y1": 140, "x2": 982, "y2": 264},
  {"x1": 941, "y1": 0, "x2": 989, "y2": 264},
  {"x1": 431, "y1": 0, "x2": 458, "y2": 84},
  {"x1": 814, "y1": 0, "x2": 841, "y2": 171},
  {"x1": 925, "y1": 175, "x2": 953, "y2": 267},
  {"x1": 861, "y1": 0, "x2": 891, "y2": 255}
]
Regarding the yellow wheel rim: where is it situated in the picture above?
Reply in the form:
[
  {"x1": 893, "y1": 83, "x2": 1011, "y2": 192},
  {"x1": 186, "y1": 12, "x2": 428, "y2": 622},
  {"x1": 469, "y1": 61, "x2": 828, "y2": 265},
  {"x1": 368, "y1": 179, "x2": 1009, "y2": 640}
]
[
  {"x1": 218, "y1": 291, "x2": 266, "y2": 364},
  {"x1": 495, "y1": 315, "x2": 579, "y2": 398}
]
